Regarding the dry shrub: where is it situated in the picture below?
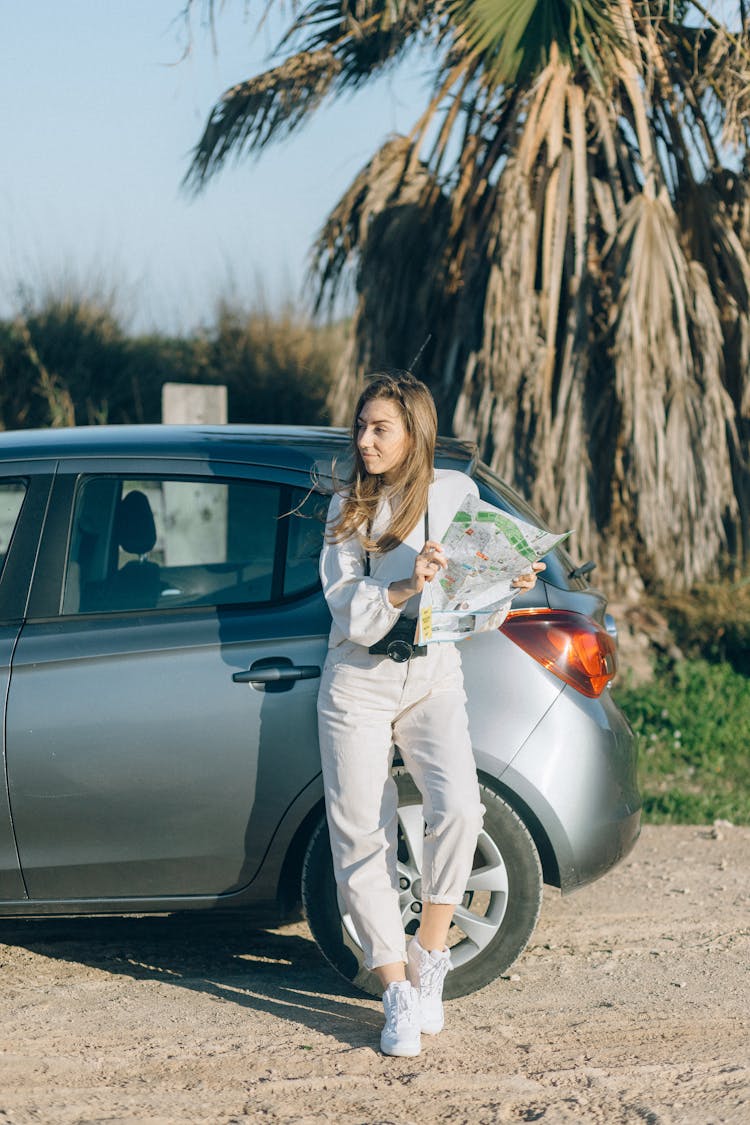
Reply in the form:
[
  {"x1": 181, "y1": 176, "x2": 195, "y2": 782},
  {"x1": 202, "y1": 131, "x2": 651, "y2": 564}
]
[
  {"x1": 205, "y1": 301, "x2": 344, "y2": 424},
  {"x1": 657, "y1": 581, "x2": 750, "y2": 674},
  {"x1": 0, "y1": 288, "x2": 343, "y2": 429}
]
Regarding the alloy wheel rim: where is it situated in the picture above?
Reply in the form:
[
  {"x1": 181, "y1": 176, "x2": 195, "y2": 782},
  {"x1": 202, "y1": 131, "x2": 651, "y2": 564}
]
[{"x1": 338, "y1": 800, "x2": 510, "y2": 971}]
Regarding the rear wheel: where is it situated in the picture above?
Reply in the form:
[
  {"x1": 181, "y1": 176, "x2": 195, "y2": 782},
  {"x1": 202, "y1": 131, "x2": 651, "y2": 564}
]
[{"x1": 301, "y1": 769, "x2": 543, "y2": 998}]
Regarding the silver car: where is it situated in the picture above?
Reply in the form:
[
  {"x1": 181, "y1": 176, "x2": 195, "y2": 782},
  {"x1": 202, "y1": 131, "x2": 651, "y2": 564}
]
[{"x1": 0, "y1": 424, "x2": 639, "y2": 997}]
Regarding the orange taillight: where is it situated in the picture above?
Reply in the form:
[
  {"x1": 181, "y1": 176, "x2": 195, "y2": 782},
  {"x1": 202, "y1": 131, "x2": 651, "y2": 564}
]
[{"x1": 500, "y1": 609, "x2": 617, "y2": 698}]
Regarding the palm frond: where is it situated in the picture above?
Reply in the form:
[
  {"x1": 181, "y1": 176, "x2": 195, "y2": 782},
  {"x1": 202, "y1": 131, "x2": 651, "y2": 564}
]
[
  {"x1": 607, "y1": 191, "x2": 736, "y2": 585},
  {"x1": 281, "y1": 0, "x2": 431, "y2": 85},
  {"x1": 312, "y1": 135, "x2": 451, "y2": 419},
  {"x1": 186, "y1": 1, "x2": 435, "y2": 189},
  {"x1": 685, "y1": 175, "x2": 750, "y2": 420},
  {"x1": 312, "y1": 135, "x2": 420, "y2": 306},
  {"x1": 702, "y1": 23, "x2": 750, "y2": 150},
  {"x1": 185, "y1": 49, "x2": 341, "y2": 187},
  {"x1": 449, "y1": 0, "x2": 628, "y2": 90}
]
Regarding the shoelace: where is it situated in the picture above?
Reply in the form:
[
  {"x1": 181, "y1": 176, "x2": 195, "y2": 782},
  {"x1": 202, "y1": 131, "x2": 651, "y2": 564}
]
[
  {"x1": 418, "y1": 953, "x2": 452, "y2": 997},
  {"x1": 385, "y1": 987, "x2": 418, "y2": 1030}
]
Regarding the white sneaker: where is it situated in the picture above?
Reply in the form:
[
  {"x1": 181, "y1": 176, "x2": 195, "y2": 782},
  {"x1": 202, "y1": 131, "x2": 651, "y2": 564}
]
[
  {"x1": 380, "y1": 980, "x2": 421, "y2": 1057},
  {"x1": 407, "y1": 932, "x2": 452, "y2": 1035}
]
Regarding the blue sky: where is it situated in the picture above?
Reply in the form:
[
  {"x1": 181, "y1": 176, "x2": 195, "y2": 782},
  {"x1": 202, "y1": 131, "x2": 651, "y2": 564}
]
[{"x1": 0, "y1": 1, "x2": 430, "y2": 332}]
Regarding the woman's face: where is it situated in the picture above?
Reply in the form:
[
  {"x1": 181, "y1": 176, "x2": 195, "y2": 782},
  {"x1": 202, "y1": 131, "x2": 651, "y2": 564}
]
[{"x1": 356, "y1": 397, "x2": 411, "y2": 481}]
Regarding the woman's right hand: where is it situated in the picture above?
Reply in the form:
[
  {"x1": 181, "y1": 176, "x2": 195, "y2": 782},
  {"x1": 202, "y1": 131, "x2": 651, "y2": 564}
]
[{"x1": 388, "y1": 541, "x2": 447, "y2": 607}]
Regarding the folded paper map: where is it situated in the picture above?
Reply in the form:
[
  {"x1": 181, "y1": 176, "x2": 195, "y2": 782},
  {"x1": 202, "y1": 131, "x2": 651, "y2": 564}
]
[{"x1": 416, "y1": 495, "x2": 571, "y2": 644}]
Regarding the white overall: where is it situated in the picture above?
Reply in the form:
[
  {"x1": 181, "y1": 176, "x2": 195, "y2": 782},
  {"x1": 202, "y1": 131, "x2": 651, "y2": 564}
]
[{"x1": 317, "y1": 470, "x2": 488, "y2": 969}]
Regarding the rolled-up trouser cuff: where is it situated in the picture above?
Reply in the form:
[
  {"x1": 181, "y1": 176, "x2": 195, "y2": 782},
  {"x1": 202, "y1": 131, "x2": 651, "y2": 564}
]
[{"x1": 368, "y1": 950, "x2": 408, "y2": 971}]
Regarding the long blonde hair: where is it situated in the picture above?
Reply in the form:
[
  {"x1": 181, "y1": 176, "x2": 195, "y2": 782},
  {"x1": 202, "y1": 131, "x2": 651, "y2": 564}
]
[{"x1": 328, "y1": 371, "x2": 437, "y2": 554}]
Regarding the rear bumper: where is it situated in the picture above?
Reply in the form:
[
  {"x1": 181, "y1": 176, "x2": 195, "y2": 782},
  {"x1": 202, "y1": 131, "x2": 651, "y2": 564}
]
[{"x1": 490, "y1": 683, "x2": 641, "y2": 893}]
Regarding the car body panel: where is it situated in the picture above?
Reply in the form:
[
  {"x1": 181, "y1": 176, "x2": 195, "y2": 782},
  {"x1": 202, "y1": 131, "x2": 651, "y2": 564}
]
[
  {"x1": 498, "y1": 684, "x2": 640, "y2": 891},
  {"x1": 0, "y1": 768, "x2": 327, "y2": 918},
  {"x1": 0, "y1": 626, "x2": 25, "y2": 900},
  {"x1": 6, "y1": 609, "x2": 327, "y2": 900},
  {"x1": 458, "y1": 628, "x2": 564, "y2": 767}
]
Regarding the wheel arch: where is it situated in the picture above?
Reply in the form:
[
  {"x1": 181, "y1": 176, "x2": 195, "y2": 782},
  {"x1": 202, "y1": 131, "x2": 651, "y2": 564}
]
[
  {"x1": 477, "y1": 769, "x2": 561, "y2": 890},
  {"x1": 276, "y1": 796, "x2": 327, "y2": 917},
  {"x1": 277, "y1": 769, "x2": 562, "y2": 919}
]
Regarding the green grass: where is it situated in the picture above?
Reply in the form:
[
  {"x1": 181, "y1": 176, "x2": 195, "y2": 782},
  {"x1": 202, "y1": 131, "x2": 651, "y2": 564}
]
[{"x1": 614, "y1": 659, "x2": 750, "y2": 824}]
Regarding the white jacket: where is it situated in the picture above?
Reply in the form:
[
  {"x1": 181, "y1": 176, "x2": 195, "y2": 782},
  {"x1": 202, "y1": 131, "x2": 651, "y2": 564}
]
[{"x1": 319, "y1": 469, "x2": 479, "y2": 649}]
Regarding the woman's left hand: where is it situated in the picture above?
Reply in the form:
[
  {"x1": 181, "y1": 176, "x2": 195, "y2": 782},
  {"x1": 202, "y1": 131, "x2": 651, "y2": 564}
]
[
  {"x1": 511, "y1": 561, "x2": 546, "y2": 591},
  {"x1": 415, "y1": 541, "x2": 448, "y2": 586},
  {"x1": 387, "y1": 540, "x2": 447, "y2": 607}
]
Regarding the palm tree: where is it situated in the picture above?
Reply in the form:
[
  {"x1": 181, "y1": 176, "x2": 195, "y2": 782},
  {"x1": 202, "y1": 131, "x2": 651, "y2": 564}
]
[{"x1": 185, "y1": 1, "x2": 750, "y2": 591}]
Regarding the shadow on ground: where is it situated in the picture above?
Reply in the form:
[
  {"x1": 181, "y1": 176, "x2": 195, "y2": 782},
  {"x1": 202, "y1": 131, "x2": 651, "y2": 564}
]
[{"x1": 0, "y1": 913, "x2": 379, "y2": 1048}]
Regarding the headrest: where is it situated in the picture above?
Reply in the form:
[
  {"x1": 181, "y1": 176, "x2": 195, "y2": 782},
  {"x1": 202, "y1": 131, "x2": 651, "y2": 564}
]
[{"x1": 116, "y1": 490, "x2": 157, "y2": 556}]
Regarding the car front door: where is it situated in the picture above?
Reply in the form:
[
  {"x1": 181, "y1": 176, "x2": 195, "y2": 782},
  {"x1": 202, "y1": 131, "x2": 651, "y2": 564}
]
[
  {"x1": 5, "y1": 459, "x2": 330, "y2": 903},
  {"x1": 0, "y1": 468, "x2": 54, "y2": 901}
]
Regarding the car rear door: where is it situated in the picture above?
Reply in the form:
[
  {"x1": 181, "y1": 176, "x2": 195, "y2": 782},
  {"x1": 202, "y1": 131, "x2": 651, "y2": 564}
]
[{"x1": 5, "y1": 456, "x2": 330, "y2": 903}]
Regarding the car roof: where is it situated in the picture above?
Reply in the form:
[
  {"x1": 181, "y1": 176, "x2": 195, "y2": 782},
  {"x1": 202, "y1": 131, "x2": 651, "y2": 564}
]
[{"x1": 0, "y1": 424, "x2": 478, "y2": 474}]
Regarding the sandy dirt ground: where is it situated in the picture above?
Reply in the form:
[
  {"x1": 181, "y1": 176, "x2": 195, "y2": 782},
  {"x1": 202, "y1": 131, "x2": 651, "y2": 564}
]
[{"x1": 0, "y1": 824, "x2": 748, "y2": 1125}]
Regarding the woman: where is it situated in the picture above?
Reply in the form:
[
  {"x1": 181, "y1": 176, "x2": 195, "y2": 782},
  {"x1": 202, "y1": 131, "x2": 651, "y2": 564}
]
[{"x1": 317, "y1": 372, "x2": 542, "y2": 1057}]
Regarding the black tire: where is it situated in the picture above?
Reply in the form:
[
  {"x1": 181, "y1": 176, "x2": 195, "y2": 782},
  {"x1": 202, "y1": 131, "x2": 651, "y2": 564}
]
[{"x1": 301, "y1": 769, "x2": 543, "y2": 999}]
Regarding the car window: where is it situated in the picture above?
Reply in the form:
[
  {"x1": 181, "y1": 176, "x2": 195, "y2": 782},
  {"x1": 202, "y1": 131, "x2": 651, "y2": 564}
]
[
  {"x1": 283, "y1": 488, "x2": 328, "y2": 596},
  {"x1": 61, "y1": 476, "x2": 325, "y2": 615},
  {"x1": 0, "y1": 480, "x2": 27, "y2": 578}
]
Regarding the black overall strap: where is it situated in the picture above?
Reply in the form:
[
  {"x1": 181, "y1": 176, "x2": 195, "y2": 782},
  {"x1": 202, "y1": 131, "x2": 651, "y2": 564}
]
[{"x1": 364, "y1": 509, "x2": 430, "y2": 577}]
